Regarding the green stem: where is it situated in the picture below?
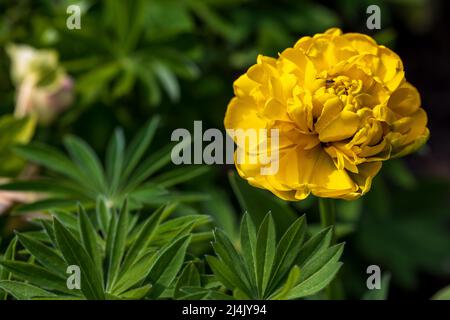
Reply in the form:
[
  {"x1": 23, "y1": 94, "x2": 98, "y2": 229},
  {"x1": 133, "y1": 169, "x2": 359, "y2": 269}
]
[
  {"x1": 318, "y1": 197, "x2": 343, "y2": 299},
  {"x1": 319, "y1": 198, "x2": 336, "y2": 232}
]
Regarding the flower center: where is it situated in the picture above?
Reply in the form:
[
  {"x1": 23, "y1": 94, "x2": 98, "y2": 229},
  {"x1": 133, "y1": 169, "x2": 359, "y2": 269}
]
[{"x1": 324, "y1": 76, "x2": 362, "y2": 97}]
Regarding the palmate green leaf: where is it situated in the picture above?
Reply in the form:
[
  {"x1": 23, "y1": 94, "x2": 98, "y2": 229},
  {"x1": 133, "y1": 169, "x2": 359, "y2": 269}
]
[
  {"x1": 287, "y1": 244, "x2": 344, "y2": 299},
  {"x1": 41, "y1": 220, "x2": 57, "y2": 245},
  {"x1": 240, "y1": 213, "x2": 257, "y2": 287},
  {"x1": 0, "y1": 260, "x2": 70, "y2": 294},
  {"x1": 53, "y1": 218, "x2": 105, "y2": 299},
  {"x1": 120, "y1": 204, "x2": 168, "y2": 273},
  {"x1": 269, "y1": 265, "x2": 300, "y2": 300},
  {"x1": 212, "y1": 229, "x2": 253, "y2": 297},
  {"x1": 431, "y1": 284, "x2": 450, "y2": 300},
  {"x1": 8, "y1": 117, "x2": 206, "y2": 212},
  {"x1": 78, "y1": 205, "x2": 103, "y2": 282},
  {"x1": 296, "y1": 227, "x2": 333, "y2": 267},
  {"x1": 120, "y1": 284, "x2": 152, "y2": 300},
  {"x1": 0, "y1": 179, "x2": 87, "y2": 196},
  {"x1": 13, "y1": 199, "x2": 81, "y2": 214},
  {"x1": 14, "y1": 143, "x2": 85, "y2": 186},
  {"x1": 255, "y1": 213, "x2": 276, "y2": 298},
  {"x1": 106, "y1": 201, "x2": 129, "y2": 290},
  {"x1": 124, "y1": 144, "x2": 174, "y2": 192},
  {"x1": 106, "y1": 128, "x2": 125, "y2": 194},
  {"x1": 151, "y1": 165, "x2": 210, "y2": 188},
  {"x1": 205, "y1": 255, "x2": 250, "y2": 299},
  {"x1": 96, "y1": 196, "x2": 112, "y2": 234},
  {"x1": 63, "y1": 135, "x2": 107, "y2": 193},
  {"x1": 178, "y1": 287, "x2": 235, "y2": 300},
  {"x1": 113, "y1": 250, "x2": 156, "y2": 295},
  {"x1": 144, "y1": 234, "x2": 191, "y2": 299},
  {"x1": 208, "y1": 212, "x2": 343, "y2": 300},
  {"x1": 0, "y1": 236, "x2": 17, "y2": 299},
  {"x1": 268, "y1": 215, "x2": 306, "y2": 293},
  {"x1": 123, "y1": 116, "x2": 160, "y2": 179},
  {"x1": 16, "y1": 232, "x2": 66, "y2": 277},
  {"x1": 175, "y1": 263, "x2": 202, "y2": 298},
  {"x1": 0, "y1": 280, "x2": 56, "y2": 300},
  {"x1": 50, "y1": 210, "x2": 80, "y2": 231}
]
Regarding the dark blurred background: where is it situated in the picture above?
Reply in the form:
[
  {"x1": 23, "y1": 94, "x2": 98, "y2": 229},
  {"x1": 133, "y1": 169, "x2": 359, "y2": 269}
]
[{"x1": 0, "y1": 0, "x2": 449, "y2": 299}]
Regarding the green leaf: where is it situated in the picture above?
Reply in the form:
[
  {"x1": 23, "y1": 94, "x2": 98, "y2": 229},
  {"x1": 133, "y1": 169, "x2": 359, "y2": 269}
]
[
  {"x1": 78, "y1": 205, "x2": 103, "y2": 282},
  {"x1": 113, "y1": 250, "x2": 156, "y2": 295},
  {"x1": 106, "y1": 128, "x2": 125, "y2": 193},
  {"x1": 13, "y1": 199, "x2": 80, "y2": 214},
  {"x1": 14, "y1": 143, "x2": 84, "y2": 186},
  {"x1": 125, "y1": 144, "x2": 173, "y2": 191},
  {"x1": 0, "y1": 179, "x2": 86, "y2": 196},
  {"x1": 0, "y1": 236, "x2": 17, "y2": 299},
  {"x1": 151, "y1": 166, "x2": 209, "y2": 188},
  {"x1": 174, "y1": 263, "x2": 201, "y2": 298},
  {"x1": 16, "y1": 232, "x2": 67, "y2": 277},
  {"x1": 96, "y1": 196, "x2": 111, "y2": 234},
  {"x1": 205, "y1": 255, "x2": 250, "y2": 299},
  {"x1": 120, "y1": 204, "x2": 169, "y2": 273},
  {"x1": 178, "y1": 287, "x2": 235, "y2": 300},
  {"x1": 0, "y1": 260, "x2": 69, "y2": 294},
  {"x1": 269, "y1": 215, "x2": 306, "y2": 292},
  {"x1": 255, "y1": 213, "x2": 276, "y2": 298},
  {"x1": 121, "y1": 284, "x2": 152, "y2": 299},
  {"x1": 41, "y1": 220, "x2": 57, "y2": 246},
  {"x1": 123, "y1": 116, "x2": 160, "y2": 178},
  {"x1": 212, "y1": 229, "x2": 252, "y2": 295},
  {"x1": 431, "y1": 284, "x2": 450, "y2": 300},
  {"x1": 288, "y1": 243, "x2": 344, "y2": 299},
  {"x1": 106, "y1": 200, "x2": 129, "y2": 290},
  {"x1": 240, "y1": 213, "x2": 257, "y2": 286},
  {"x1": 144, "y1": 234, "x2": 191, "y2": 299},
  {"x1": 296, "y1": 227, "x2": 333, "y2": 267},
  {"x1": 53, "y1": 218, "x2": 105, "y2": 299},
  {"x1": 0, "y1": 280, "x2": 56, "y2": 300},
  {"x1": 153, "y1": 62, "x2": 180, "y2": 102},
  {"x1": 63, "y1": 135, "x2": 107, "y2": 193},
  {"x1": 269, "y1": 265, "x2": 301, "y2": 300}
]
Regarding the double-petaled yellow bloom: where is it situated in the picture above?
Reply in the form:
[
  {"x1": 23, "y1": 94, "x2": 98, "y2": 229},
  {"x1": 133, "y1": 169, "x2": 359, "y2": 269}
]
[{"x1": 224, "y1": 28, "x2": 429, "y2": 201}]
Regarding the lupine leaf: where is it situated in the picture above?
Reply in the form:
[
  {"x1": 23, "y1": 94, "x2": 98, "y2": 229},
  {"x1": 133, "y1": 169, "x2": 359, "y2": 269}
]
[
  {"x1": 269, "y1": 265, "x2": 300, "y2": 300},
  {"x1": 431, "y1": 284, "x2": 450, "y2": 300},
  {"x1": 16, "y1": 232, "x2": 67, "y2": 277},
  {"x1": 255, "y1": 213, "x2": 276, "y2": 298},
  {"x1": 96, "y1": 196, "x2": 111, "y2": 234},
  {"x1": 0, "y1": 260, "x2": 69, "y2": 294},
  {"x1": 14, "y1": 143, "x2": 84, "y2": 184},
  {"x1": 205, "y1": 255, "x2": 249, "y2": 298},
  {"x1": 269, "y1": 215, "x2": 306, "y2": 291},
  {"x1": 106, "y1": 128, "x2": 125, "y2": 193},
  {"x1": 240, "y1": 213, "x2": 257, "y2": 287},
  {"x1": 296, "y1": 227, "x2": 333, "y2": 267},
  {"x1": 287, "y1": 243, "x2": 344, "y2": 299},
  {"x1": 63, "y1": 135, "x2": 107, "y2": 193},
  {"x1": 123, "y1": 116, "x2": 160, "y2": 178},
  {"x1": 106, "y1": 201, "x2": 129, "y2": 289},
  {"x1": 120, "y1": 204, "x2": 168, "y2": 272},
  {"x1": 145, "y1": 234, "x2": 191, "y2": 299},
  {"x1": 0, "y1": 280, "x2": 56, "y2": 300},
  {"x1": 78, "y1": 205, "x2": 103, "y2": 281},
  {"x1": 53, "y1": 218, "x2": 105, "y2": 299}
]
